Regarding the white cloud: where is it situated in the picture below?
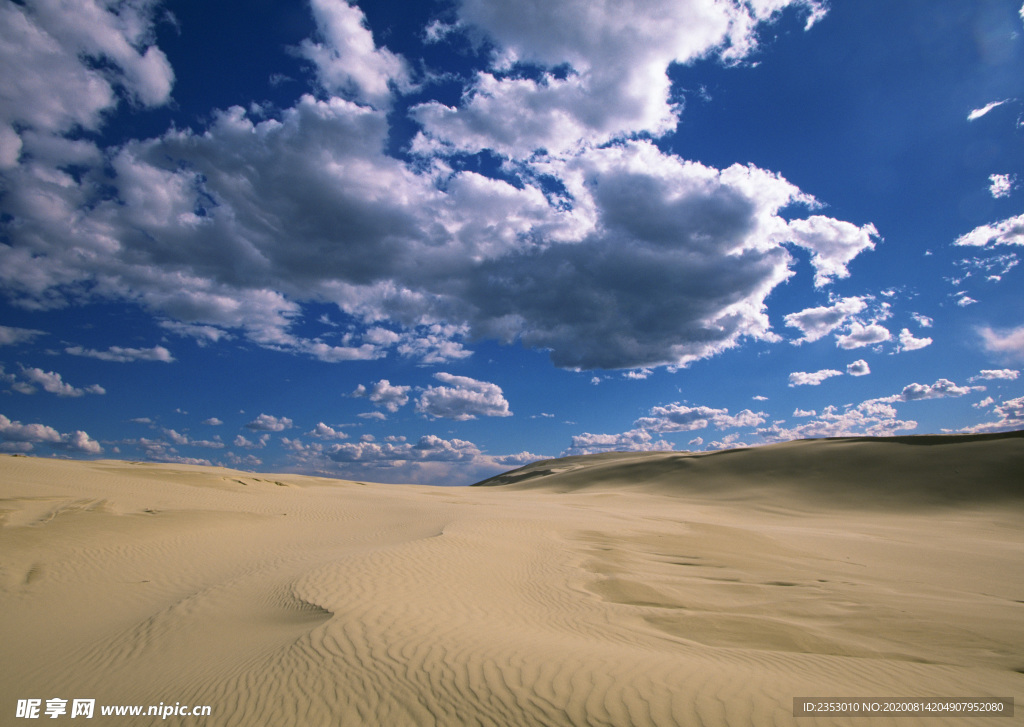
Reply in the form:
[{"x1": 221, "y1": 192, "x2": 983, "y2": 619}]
[
  {"x1": 967, "y1": 99, "x2": 1010, "y2": 121},
  {"x1": 203, "y1": 417, "x2": 223, "y2": 426},
  {"x1": 298, "y1": 0, "x2": 409, "y2": 109},
  {"x1": 898, "y1": 379, "x2": 983, "y2": 401},
  {"x1": 954, "y1": 213, "x2": 1024, "y2": 247},
  {"x1": 414, "y1": 0, "x2": 825, "y2": 158},
  {"x1": 0, "y1": 0, "x2": 875, "y2": 376},
  {"x1": 777, "y1": 217, "x2": 879, "y2": 287},
  {"x1": 912, "y1": 313, "x2": 933, "y2": 328},
  {"x1": 233, "y1": 433, "x2": 270, "y2": 449},
  {"x1": 416, "y1": 373, "x2": 512, "y2": 420},
  {"x1": 784, "y1": 296, "x2": 866, "y2": 343},
  {"x1": 971, "y1": 368, "x2": 1019, "y2": 381},
  {"x1": 307, "y1": 422, "x2": 349, "y2": 439},
  {"x1": 16, "y1": 367, "x2": 105, "y2": 397},
  {"x1": 66, "y1": 344, "x2": 174, "y2": 362},
  {"x1": 760, "y1": 402, "x2": 917, "y2": 440},
  {"x1": 0, "y1": 413, "x2": 101, "y2": 453},
  {"x1": 244, "y1": 414, "x2": 293, "y2": 432},
  {"x1": 0, "y1": 325, "x2": 46, "y2": 345},
  {"x1": 492, "y1": 451, "x2": 544, "y2": 467},
  {"x1": 793, "y1": 408, "x2": 816, "y2": 417},
  {"x1": 353, "y1": 379, "x2": 411, "y2": 412},
  {"x1": 896, "y1": 328, "x2": 933, "y2": 352},
  {"x1": 989, "y1": 174, "x2": 1015, "y2": 198},
  {"x1": 563, "y1": 428, "x2": 673, "y2": 456},
  {"x1": 328, "y1": 433, "x2": 482, "y2": 463},
  {"x1": 836, "y1": 322, "x2": 891, "y2": 349},
  {"x1": 633, "y1": 403, "x2": 765, "y2": 431},
  {"x1": 846, "y1": 359, "x2": 870, "y2": 376},
  {"x1": 788, "y1": 368, "x2": 843, "y2": 386},
  {"x1": 979, "y1": 325, "x2": 1024, "y2": 360},
  {"x1": 0, "y1": 0, "x2": 172, "y2": 169},
  {"x1": 957, "y1": 396, "x2": 1024, "y2": 433}
]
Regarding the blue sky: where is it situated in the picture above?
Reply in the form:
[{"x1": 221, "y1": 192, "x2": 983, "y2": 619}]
[{"x1": 1, "y1": 0, "x2": 1022, "y2": 484}]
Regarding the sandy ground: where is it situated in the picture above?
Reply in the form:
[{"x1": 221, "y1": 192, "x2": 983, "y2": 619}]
[{"x1": 2, "y1": 433, "x2": 1022, "y2": 726}]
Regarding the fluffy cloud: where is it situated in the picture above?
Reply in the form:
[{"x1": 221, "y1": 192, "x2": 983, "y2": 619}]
[
  {"x1": 958, "y1": 396, "x2": 1024, "y2": 433},
  {"x1": 327, "y1": 434, "x2": 482, "y2": 463},
  {"x1": 298, "y1": 0, "x2": 409, "y2": 109},
  {"x1": 896, "y1": 328, "x2": 933, "y2": 352},
  {"x1": 563, "y1": 428, "x2": 673, "y2": 456},
  {"x1": 0, "y1": 413, "x2": 101, "y2": 454},
  {"x1": 66, "y1": 344, "x2": 174, "y2": 362},
  {"x1": 953, "y1": 213, "x2": 1024, "y2": 247},
  {"x1": 0, "y1": 0, "x2": 172, "y2": 168},
  {"x1": 967, "y1": 99, "x2": 1010, "y2": 121},
  {"x1": 0, "y1": 0, "x2": 875, "y2": 374},
  {"x1": 836, "y1": 322, "x2": 891, "y2": 349},
  {"x1": 307, "y1": 422, "x2": 349, "y2": 439},
  {"x1": 989, "y1": 174, "x2": 1015, "y2": 198},
  {"x1": 353, "y1": 379, "x2": 411, "y2": 413},
  {"x1": 776, "y1": 217, "x2": 878, "y2": 287},
  {"x1": 416, "y1": 373, "x2": 512, "y2": 420},
  {"x1": 244, "y1": 414, "x2": 293, "y2": 432},
  {"x1": 898, "y1": 379, "x2": 983, "y2": 401},
  {"x1": 413, "y1": 0, "x2": 824, "y2": 158},
  {"x1": 784, "y1": 296, "x2": 867, "y2": 343},
  {"x1": 759, "y1": 400, "x2": 916, "y2": 440},
  {"x1": 14, "y1": 367, "x2": 105, "y2": 397},
  {"x1": 788, "y1": 369, "x2": 843, "y2": 386},
  {"x1": 846, "y1": 359, "x2": 870, "y2": 376},
  {"x1": 633, "y1": 403, "x2": 765, "y2": 431}
]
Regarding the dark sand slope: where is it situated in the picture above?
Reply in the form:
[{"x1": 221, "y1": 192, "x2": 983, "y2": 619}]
[{"x1": 2, "y1": 432, "x2": 1022, "y2": 726}]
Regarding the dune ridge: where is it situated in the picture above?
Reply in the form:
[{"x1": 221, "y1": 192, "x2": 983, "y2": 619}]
[{"x1": 2, "y1": 434, "x2": 1022, "y2": 726}]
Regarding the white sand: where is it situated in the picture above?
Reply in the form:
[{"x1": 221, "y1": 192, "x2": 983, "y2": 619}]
[{"x1": 2, "y1": 434, "x2": 1022, "y2": 726}]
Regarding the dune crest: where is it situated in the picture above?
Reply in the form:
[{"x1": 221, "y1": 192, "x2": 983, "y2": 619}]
[{"x1": 2, "y1": 435, "x2": 1022, "y2": 726}]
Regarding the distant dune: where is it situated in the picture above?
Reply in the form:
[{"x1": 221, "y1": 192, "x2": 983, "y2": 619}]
[{"x1": 2, "y1": 433, "x2": 1022, "y2": 726}]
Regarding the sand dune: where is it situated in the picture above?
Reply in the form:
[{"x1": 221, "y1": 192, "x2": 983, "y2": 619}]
[{"x1": 2, "y1": 433, "x2": 1022, "y2": 726}]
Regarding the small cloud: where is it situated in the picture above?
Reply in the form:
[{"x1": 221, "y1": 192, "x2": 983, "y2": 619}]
[
  {"x1": 752, "y1": 395, "x2": 768, "y2": 401},
  {"x1": 244, "y1": 414, "x2": 293, "y2": 432},
  {"x1": 416, "y1": 373, "x2": 512, "y2": 421},
  {"x1": 202, "y1": 417, "x2": 223, "y2": 426},
  {"x1": 989, "y1": 174, "x2": 1015, "y2": 199},
  {"x1": 899, "y1": 379, "x2": 983, "y2": 401},
  {"x1": 967, "y1": 99, "x2": 1010, "y2": 121},
  {"x1": 66, "y1": 345, "x2": 174, "y2": 362},
  {"x1": 16, "y1": 367, "x2": 105, "y2": 397},
  {"x1": 788, "y1": 369, "x2": 844, "y2": 386},
  {"x1": 846, "y1": 359, "x2": 870, "y2": 376},
  {"x1": 973, "y1": 396, "x2": 995, "y2": 409},
  {"x1": 353, "y1": 379, "x2": 411, "y2": 412},
  {"x1": 307, "y1": 422, "x2": 348, "y2": 439},
  {"x1": 793, "y1": 408, "x2": 816, "y2": 417},
  {"x1": 836, "y1": 323, "x2": 891, "y2": 349},
  {"x1": 896, "y1": 328, "x2": 933, "y2": 352},
  {"x1": 970, "y1": 368, "x2": 1019, "y2": 381},
  {"x1": 911, "y1": 313, "x2": 933, "y2": 328}
]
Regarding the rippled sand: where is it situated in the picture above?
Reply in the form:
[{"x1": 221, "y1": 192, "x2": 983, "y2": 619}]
[{"x1": 2, "y1": 433, "x2": 1022, "y2": 726}]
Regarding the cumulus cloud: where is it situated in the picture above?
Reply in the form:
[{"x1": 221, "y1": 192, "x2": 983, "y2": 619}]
[
  {"x1": 298, "y1": 0, "x2": 410, "y2": 109},
  {"x1": 979, "y1": 325, "x2": 1024, "y2": 360},
  {"x1": 244, "y1": 414, "x2": 293, "y2": 432},
  {"x1": 66, "y1": 344, "x2": 174, "y2": 362},
  {"x1": 416, "y1": 373, "x2": 512, "y2": 420},
  {"x1": 846, "y1": 359, "x2": 870, "y2": 376},
  {"x1": 989, "y1": 174, "x2": 1015, "y2": 198},
  {"x1": 0, "y1": 0, "x2": 172, "y2": 168},
  {"x1": 954, "y1": 213, "x2": 1024, "y2": 247},
  {"x1": 898, "y1": 379, "x2": 983, "y2": 401},
  {"x1": 413, "y1": 0, "x2": 825, "y2": 158},
  {"x1": 896, "y1": 328, "x2": 933, "y2": 352},
  {"x1": 784, "y1": 296, "x2": 867, "y2": 343},
  {"x1": 328, "y1": 433, "x2": 482, "y2": 463},
  {"x1": 307, "y1": 422, "x2": 349, "y2": 439},
  {"x1": 15, "y1": 367, "x2": 105, "y2": 397},
  {"x1": 0, "y1": 413, "x2": 101, "y2": 453},
  {"x1": 0, "y1": 0, "x2": 874, "y2": 375},
  {"x1": 836, "y1": 322, "x2": 891, "y2": 349},
  {"x1": 202, "y1": 417, "x2": 223, "y2": 426},
  {"x1": 957, "y1": 396, "x2": 1024, "y2": 433},
  {"x1": 563, "y1": 428, "x2": 673, "y2": 456},
  {"x1": 776, "y1": 217, "x2": 879, "y2": 287},
  {"x1": 633, "y1": 402, "x2": 765, "y2": 431},
  {"x1": 788, "y1": 368, "x2": 843, "y2": 386},
  {"x1": 353, "y1": 379, "x2": 412, "y2": 412},
  {"x1": 759, "y1": 400, "x2": 916, "y2": 440}
]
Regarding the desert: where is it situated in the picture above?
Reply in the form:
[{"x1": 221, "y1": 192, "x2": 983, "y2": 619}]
[{"x1": 2, "y1": 432, "x2": 1022, "y2": 726}]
